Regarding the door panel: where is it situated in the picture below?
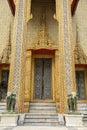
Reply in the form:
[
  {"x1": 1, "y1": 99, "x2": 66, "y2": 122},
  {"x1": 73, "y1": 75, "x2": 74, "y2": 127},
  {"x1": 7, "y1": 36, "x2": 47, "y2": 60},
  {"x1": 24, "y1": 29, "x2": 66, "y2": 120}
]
[
  {"x1": 44, "y1": 59, "x2": 52, "y2": 99},
  {"x1": 34, "y1": 58, "x2": 52, "y2": 100},
  {"x1": 0, "y1": 70, "x2": 9, "y2": 100},
  {"x1": 76, "y1": 71, "x2": 86, "y2": 100},
  {"x1": 34, "y1": 58, "x2": 43, "y2": 100}
]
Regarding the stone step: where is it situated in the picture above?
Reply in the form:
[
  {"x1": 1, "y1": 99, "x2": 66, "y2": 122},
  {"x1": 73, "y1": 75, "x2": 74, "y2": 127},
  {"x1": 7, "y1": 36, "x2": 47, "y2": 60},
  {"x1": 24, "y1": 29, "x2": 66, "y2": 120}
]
[
  {"x1": 78, "y1": 106, "x2": 87, "y2": 109},
  {"x1": 83, "y1": 118, "x2": 87, "y2": 121},
  {"x1": 30, "y1": 103, "x2": 56, "y2": 106},
  {"x1": 24, "y1": 122, "x2": 59, "y2": 126},
  {"x1": 77, "y1": 103, "x2": 87, "y2": 114},
  {"x1": 78, "y1": 110, "x2": 87, "y2": 113},
  {"x1": 0, "y1": 110, "x2": 6, "y2": 114},
  {"x1": 23, "y1": 102, "x2": 58, "y2": 126},
  {"x1": 29, "y1": 110, "x2": 56, "y2": 113},
  {"x1": 77, "y1": 103, "x2": 87, "y2": 112},
  {"x1": 24, "y1": 118, "x2": 59, "y2": 123},
  {"x1": 26, "y1": 116, "x2": 58, "y2": 119},
  {"x1": 29, "y1": 106, "x2": 56, "y2": 110},
  {"x1": 26, "y1": 115, "x2": 58, "y2": 119},
  {"x1": 29, "y1": 103, "x2": 56, "y2": 113},
  {"x1": 0, "y1": 106, "x2": 6, "y2": 109},
  {"x1": 84, "y1": 114, "x2": 87, "y2": 117},
  {"x1": 0, "y1": 103, "x2": 6, "y2": 112},
  {"x1": 82, "y1": 114, "x2": 87, "y2": 126},
  {"x1": 26, "y1": 113, "x2": 58, "y2": 116},
  {"x1": 77, "y1": 103, "x2": 87, "y2": 107},
  {"x1": 0, "y1": 102, "x2": 6, "y2": 105}
]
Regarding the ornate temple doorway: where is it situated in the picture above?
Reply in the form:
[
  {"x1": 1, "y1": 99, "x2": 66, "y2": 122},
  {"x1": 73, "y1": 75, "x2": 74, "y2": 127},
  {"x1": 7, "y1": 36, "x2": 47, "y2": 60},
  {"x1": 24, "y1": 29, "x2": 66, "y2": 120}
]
[
  {"x1": 31, "y1": 54, "x2": 55, "y2": 102},
  {"x1": 34, "y1": 58, "x2": 52, "y2": 100}
]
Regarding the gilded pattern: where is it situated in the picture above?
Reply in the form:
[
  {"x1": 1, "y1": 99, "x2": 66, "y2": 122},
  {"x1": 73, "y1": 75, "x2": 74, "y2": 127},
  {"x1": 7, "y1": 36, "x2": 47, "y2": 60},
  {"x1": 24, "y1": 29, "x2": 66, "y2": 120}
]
[
  {"x1": 55, "y1": 0, "x2": 76, "y2": 113},
  {"x1": 68, "y1": 0, "x2": 76, "y2": 92},
  {"x1": 8, "y1": 0, "x2": 77, "y2": 113},
  {"x1": 63, "y1": 0, "x2": 72, "y2": 95},
  {"x1": 24, "y1": 51, "x2": 32, "y2": 102},
  {"x1": 8, "y1": 0, "x2": 25, "y2": 113}
]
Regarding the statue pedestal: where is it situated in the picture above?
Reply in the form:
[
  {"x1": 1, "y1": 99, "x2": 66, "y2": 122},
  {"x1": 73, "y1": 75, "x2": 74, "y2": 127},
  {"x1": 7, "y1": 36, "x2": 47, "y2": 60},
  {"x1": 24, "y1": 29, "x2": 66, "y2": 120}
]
[
  {"x1": 65, "y1": 114, "x2": 84, "y2": 126},
  {"x1": 0, "y1": 114, "x2": 18, "y2": 126}
]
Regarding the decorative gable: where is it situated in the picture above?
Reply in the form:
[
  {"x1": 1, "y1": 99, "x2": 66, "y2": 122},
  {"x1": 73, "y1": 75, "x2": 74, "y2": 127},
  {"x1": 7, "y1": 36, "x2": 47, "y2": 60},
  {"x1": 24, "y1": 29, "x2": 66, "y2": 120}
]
[
  {"x1": 74, "y1": 43, "x2": 87, "y2": 64},
  {"x1": 0, "y1": 43, "x2": 11, "y2": 64},
  {"x1": 28, "y1": 14, "x2": 58, "y2": 50}
]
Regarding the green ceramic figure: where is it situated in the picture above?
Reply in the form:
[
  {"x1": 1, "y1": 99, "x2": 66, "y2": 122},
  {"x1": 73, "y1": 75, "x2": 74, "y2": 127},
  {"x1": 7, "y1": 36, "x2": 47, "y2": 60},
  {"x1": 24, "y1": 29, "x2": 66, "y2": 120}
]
[
  {"x1": 6, "y1": 92, "x2": 12, "y2": 111},
  {"x1": 10, "y1": 93, "x2": 16, "y2": 112},
  {"x1": 6, "y1": 92, "x2": 16, "y2": 112},
  {"x1": 68, "y1": 92, "x2": 77, "y2": 112}
]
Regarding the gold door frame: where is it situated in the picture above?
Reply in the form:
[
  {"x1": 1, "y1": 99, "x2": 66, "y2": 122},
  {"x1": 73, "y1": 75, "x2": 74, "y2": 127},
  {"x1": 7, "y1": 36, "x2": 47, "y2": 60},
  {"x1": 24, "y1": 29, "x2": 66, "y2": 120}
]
[{"x1": 31, "y1": 54, "x2": 55, "y2": 102}]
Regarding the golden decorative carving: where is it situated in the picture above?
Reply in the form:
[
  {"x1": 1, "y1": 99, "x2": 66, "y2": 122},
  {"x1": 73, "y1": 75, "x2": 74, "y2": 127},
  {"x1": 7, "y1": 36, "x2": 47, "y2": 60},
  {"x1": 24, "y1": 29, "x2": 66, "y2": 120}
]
[
  {"x1": 8, "y1": 0, "x2": 26, "y2": 113},
  {"x1": 56, "y1": 0, "x2": 76, "y2": 113},
  {"x1": 24, "y1": 51, "x2": 32, "y2": 102},
  {"x1": 55, "y1": 50, "x2": 61, "y2": 112},
  {"x1": 74, "y1": 26, "x2": 87, "y2": 64},
  {"x1": 55, "y1": 51, "x2": 60, "y2": 101},
  {"x1": 7, "y1": 0, "x2": 78, "y2": 114},
  {"x1": 74, "y1": 43, "x2": 87, "y2": 64},
  {"x1": 0, "y1": 27, "x2": 11, "y2": 64},
  {"x1": 0, "y1": 43, "x2": 11, "y2": 64},
  {"x1": 56, "y1": 0, "x2": 66, "y2": 113},
  {"x1": 28, "y1": 13, "x2": 58, "y2": 50}
]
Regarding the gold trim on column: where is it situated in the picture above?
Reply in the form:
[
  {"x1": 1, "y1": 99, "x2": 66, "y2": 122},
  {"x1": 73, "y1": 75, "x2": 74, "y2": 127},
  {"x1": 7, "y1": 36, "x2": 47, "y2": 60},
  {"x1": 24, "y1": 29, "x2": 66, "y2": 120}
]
[
  {"x1": 31, "y1": 54, "x2": 55, "y2": 102},
  {"x1": 24, "y1": 50, "x2": 32, "y2": 102},
  {"x1": 55, "y1": 50, "x2": 60, "y2": 112}
]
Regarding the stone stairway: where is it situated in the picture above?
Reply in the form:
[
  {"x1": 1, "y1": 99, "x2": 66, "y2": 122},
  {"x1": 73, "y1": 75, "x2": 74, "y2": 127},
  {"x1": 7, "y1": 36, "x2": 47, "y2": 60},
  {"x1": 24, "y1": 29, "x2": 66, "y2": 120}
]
[
  {"x1": 77, "y1": 103, "x2": 87, "y2": 126},
  {"x1": 29, "y1": 102, "x2": 56, "y2": 113},
  {"x1": 23, "y1": 102, "x2": 60, "y2": 126},
  {"x1": 77, "y1": 103, "x2": 87, "y2": 114},
  {"x1": 83, "y1": 114, "x2": 87, "y2": 126},
  {"x1": 0, "y1": 102, "x2": 6, "y2": 113}
]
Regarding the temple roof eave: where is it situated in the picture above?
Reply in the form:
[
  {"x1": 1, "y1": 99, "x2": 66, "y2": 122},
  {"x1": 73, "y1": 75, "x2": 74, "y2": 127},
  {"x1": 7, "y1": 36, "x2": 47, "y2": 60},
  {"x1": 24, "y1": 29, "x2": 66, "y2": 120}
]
[{"x1": 7, "y1": 0, "x2": 79, "y2": 16}]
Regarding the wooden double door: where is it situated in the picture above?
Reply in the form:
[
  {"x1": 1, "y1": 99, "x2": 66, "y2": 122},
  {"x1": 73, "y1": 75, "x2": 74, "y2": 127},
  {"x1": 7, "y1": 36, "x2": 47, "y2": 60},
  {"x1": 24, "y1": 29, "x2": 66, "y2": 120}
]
[{"x1": 34, "y1": 58, "x2": 52, "y2": 100}]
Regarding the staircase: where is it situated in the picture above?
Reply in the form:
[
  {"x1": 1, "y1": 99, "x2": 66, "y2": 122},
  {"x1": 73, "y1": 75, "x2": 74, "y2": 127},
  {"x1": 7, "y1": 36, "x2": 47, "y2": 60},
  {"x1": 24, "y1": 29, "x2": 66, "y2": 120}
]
[
  {"x1": 77, "y1": 103, "x2": 87, "y2": 126},
  {"x1": 83, "y1": 114, "x2": 87, "y2": 126},
  {"x1": 24, "y1": 102, "x2": 60, "y2": 126},
  {"x1": 77, "y1": 103, "x2": 87, "y2": 114},
  {"x1": 29, "y1": 102, "x2": 56, "y2": 113},
  {"x1": 0, "y1": 102, "x2": 6, "y2": 113}
]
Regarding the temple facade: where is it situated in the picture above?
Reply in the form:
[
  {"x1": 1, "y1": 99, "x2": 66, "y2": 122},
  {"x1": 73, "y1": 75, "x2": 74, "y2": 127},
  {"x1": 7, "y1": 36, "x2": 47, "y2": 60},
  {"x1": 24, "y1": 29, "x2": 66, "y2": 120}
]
[{"x1": 0, "y1": 0, "x2": 87, "y2": 114}]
